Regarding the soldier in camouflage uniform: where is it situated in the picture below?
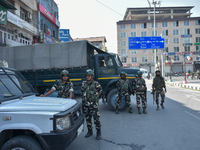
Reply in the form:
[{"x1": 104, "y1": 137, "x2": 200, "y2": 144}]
[
  {"x1": 81, "y1": 69, "x2": 103, "y2": 140},
  {"x1": 197, "y1": 70, "x2": 200, "y2": 80},
  {"x1": 40, "y1": 70, "x2": 73, "y2": 98},
  {"x1": 152, "y1": 70, "x2": 166, "y2": 110},
  {"x1": 132, "y1": 71, "x2": 147, "y2": 114},
  {"x1": 115, "y1": 71, "x2": 133, "y2": 114}
]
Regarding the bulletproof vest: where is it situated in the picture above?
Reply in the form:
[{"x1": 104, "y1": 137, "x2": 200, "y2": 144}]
[
  {"x1": 135, "y1": 78, "x2": 145, "y2": 91},
  {"x1": 154, "y1": 76, "x2": 164, "y2": 88},
  {"x1": 118, "y1": 79, "x2": 129, "y2": 92},
  {"x1": 82, "y1": 80, "x2": 99, "y2": 101}
]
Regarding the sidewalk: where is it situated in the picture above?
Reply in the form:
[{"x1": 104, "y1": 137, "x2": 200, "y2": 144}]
[{"x1": 166, "y1": 79, "x2": 200, "y2": 91}]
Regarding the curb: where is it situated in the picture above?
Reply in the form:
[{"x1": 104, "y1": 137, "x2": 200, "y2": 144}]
[{"x1": 167, "y1": 82, "x2": 200, "y2": 91}]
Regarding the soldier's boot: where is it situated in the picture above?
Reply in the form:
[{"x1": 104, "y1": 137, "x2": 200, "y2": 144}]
[
  {"x1": 143, "y1": 107, "x2": 147, "y2": 114},
  {"x1": 115, "y1": 107, "x2": 119, "y2": 114},
  {"x1": 128, "y1": 107, "x2": 133, "y2": 113},
  {"x1": 138, "y1": 107, "x2": 142, "y2": 114},
  {"x1": 156, "y1": 105, "x2": 159, "y2": 110},
  {"x1": 96, "y1": 129, "x2": 101, "y2": 140},
  {"x1": 85, "y1": 129, "x2": 93, "y2": 138},
  {"x1": 160, "y1": 103, "x2": 165, "y2": 109}
]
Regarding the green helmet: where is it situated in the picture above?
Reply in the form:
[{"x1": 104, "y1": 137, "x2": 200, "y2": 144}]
[
  {"x1": 120, "y1": 71, "x2": 127, "y2": 77},
  {"x1": 60, "y1": 70, "x2": 69, "y2": 76},
  {"x1": 85, "y1": 69, "x2": 94, "y2": 76},
  {"x1": 137, "y1": 71, "x2": 143, "y2": 75},
  {"x1": 155, "y1": 70, "x2": 161, "y2": 73}
]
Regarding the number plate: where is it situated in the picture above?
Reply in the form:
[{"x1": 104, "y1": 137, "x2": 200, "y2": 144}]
[{"x1": 77, "y1": 124, "x2": 83, "y2": 136}]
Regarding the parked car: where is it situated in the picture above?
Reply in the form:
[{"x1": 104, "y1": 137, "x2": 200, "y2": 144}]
[
  {"x1": 0, "y1": 67, "x2": 84, "y2": 150},
  {"x1": 140, "y1": 68, "x2": 152, "y2": 79}
]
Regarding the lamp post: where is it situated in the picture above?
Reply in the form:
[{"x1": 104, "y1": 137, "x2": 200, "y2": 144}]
[{"x1": 152, "y1": 0, "x2": 161, "y2": 74}]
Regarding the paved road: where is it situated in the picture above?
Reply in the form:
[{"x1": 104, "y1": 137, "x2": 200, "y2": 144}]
[{"x1": 68, "y1": 80, "x2": 200, "y2": 150}]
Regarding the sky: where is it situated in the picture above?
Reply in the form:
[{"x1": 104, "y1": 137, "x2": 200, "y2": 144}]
[{"x1": 55, "y1": 0, "x2": 200, "y2": 53}]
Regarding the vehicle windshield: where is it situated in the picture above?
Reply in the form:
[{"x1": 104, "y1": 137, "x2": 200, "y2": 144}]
[{"x1": 0, "y1": 67, "x2": 38, "y2": 102}]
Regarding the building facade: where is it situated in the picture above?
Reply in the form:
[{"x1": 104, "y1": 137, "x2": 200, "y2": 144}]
[
  {"x1": 0, "y1": 0, "x2": 60, "y2": 47},
  {"x1": 117, "y1": 6, "x2": 200, "y2": 73},
  {"x1": 73, "y1": 36, "x2": 107, "y2": 52}
]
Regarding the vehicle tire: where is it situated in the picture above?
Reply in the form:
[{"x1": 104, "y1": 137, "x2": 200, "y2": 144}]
[
  {"x1": 107, "y1": 88, "x2": 127, "y2": 111},
  {"x1": 1, "y1": 135, "x2": 43, "y2": 150}
]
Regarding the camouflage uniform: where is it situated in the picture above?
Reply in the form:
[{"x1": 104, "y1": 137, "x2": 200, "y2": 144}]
[
  {"x1": 52, "y1": 80, "x2": 74, "y2": 98},
  {"x1": 116, "y1": 78, "x2": 132, "y2": 111},
  {"x1": 81, "y1": 80, "x2": 102, "y2": 130},
  {"x1": 133, "y1": 78, "x2": 147, "y2": 108},
  {"x1": 197, "y1": 71, "x2": 200, "y2": 79},
  {"x1": 152, "y1": 76, "x2": 166, "y2": 105}
]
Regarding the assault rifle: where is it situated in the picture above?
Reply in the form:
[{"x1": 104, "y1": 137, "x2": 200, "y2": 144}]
[{"x1": 151, "y1": 88, "x2": 156, "y2": 104}]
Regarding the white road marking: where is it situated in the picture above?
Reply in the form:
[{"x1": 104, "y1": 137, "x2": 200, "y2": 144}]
[{"x1": 185, "y1": 111, "x2": 200, "y2": 121}]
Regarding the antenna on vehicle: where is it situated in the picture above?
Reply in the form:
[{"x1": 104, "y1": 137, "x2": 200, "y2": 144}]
[{"x1": 147, "y1": 0, "x2": 151, "y2": 7}]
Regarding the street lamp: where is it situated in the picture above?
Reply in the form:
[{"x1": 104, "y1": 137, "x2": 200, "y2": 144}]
[{"x1": 152, "y1": 0, "x2": 161, "y2": 74}]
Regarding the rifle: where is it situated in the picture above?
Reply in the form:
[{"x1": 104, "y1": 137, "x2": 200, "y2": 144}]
[
  {"x1": 119, "y1": 81, "x2": 122, "y2": 102},
  {"x1": 144, "y1": 88, "x2": 147, "y2": 107}
]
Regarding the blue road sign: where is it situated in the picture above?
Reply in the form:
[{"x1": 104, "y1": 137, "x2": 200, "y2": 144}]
[
  {"x1": 129, "y1": 36, "x2": 165, "y2": 49},
  {"x1": 60, "y1": 29, "x2": 70, "y2": 42}
]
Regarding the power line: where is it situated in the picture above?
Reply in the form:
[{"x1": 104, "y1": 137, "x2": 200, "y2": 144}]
[{"x1": 96, "y1": 0, "x2": 123, "y2": 16}]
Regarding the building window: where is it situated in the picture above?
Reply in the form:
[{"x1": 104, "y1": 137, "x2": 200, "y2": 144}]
[
  {"x1": 173, "y1": 29, "x2": 179, "y2": 35},
  {"x1": 20, "y1": 7, "x2": 31, "y2": 22},
  {"x1": 120, "y1": 32, "x2": 126, "y2": 38},
  {"x1": 174, "y1": 56, "x2": 180, "y2": 61},
  {"x1": 196, "y1": 45, "x2": 200, "y2": 51},
  {"x1": 162, "y1": 30, "x2": 168, "y2": 36},
  {"x1": 131, "y1": 50, "x2": 137, "y2": 54},
  {"x1": 184, "y1": 46, "x2": 190, "y2": 52},
  {"x1": 151, "y1": 30, "x2": 158, "y2": 36},
  {"x1": 195, "y1": 28, "x2": 200, "y2": 34},
  {"x1": 184, "y1": 38, "x2": 190, "y2": 43},
  {"x1": 152, "y1": 49, "x2": 158, "y2": 53},
  {"x1": 151, "y1": 23, "x2": 157, "y2": 28},
  {"x1": 173, "y1": 21, "x2": 179, "y2": 27},
  {"x1": 132, "y1": 57, "x2": 137, "y2": 62},
  {"x1": 184, "y1": 20, "x2": 190, "y2": 26},
  {"x1": 195, "y1": 20, "x2": 200, "y2": 25},
  {"x1": 141, "y1": 23, "x2": 147, "y2": 29},
  {"x1": 142, "y1": 57, "x2": 148, "y2": 62},
  {"x1": 164, "y1": 47, "x2": 169, "y2": 53},
  {"x1": 121, "y1": 49, "x2": 126, "y2": 54},
  {"x1": 173, "y1": 47, "x2": 179, "y2": 52},
  {"x1": 141, "y1": 31, "x2": 147, "y2": 37},
  {"x1": 165, "y1": 39, "x2": 169, "y2": 44},
  {"x1": 121, "y1": 57, "x2": 127, "y2": 63},
  {"x1": 173, "y1": 38, "x2": 179, "y2": 44},
  {"x1": 8, "y1": 34, "x2": 10, "y2": 39},
  {"x1": 196, "y1": 37, "x2": 200, "y2": 43},
  {"x1": 142, "y1": 50, "x2": 147, "y2": 54},
  {"x1": 162, "y1": 22, "x2": 168, "y2": 27},
  {"x1": 52, "y1": 30, "x2": 55, "y2": 37},
  {"x1": 120, "y1": 41, "x2": 126, "y2": 46},
  {"x1": 120, "y1": 24, "x2": 126, "y2": 30},
  {"x1": 184, "y1": 29, "x2": 190, "y2": 35},
  {"x1": 131, "y1": 24, "x2": 136, "y2": 29},
  {"x1": 131, "y1": 32, "x2": 137, "y2": 37}
]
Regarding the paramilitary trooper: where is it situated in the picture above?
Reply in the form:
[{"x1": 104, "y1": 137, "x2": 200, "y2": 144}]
[
  {"x1": 40, "y1": 70, "x2": 73, "y2": 98},
  {"x1": 133, "y1": 71, "x2": 147, "y2": 114},
  {"x1": 115, "y1": 71, "x2": 133, "y2": 114},
  {"x1": 152, "y1": 70, "x2": 166, "y2": 110},
  {"x1": 81, "y1": 69, "x2": 103, "y2": 140}
]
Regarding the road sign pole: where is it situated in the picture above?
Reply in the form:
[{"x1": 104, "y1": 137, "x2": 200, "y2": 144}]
[
  {"x1": 153, "y1": 1, "x2": 157, "y2": 73},
  {"x1": 161, "y1": 49, "x2": 165, "y2": 78}
]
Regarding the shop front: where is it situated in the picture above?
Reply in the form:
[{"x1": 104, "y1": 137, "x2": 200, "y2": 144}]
[{"x1": 194, "y1": 61, "x2": 200, "y2": 71}]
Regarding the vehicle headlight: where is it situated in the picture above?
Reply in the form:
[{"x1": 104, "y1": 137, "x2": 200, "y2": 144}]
[{"x1": 56, "y1": 116, "x2": 71, "y2": 131}]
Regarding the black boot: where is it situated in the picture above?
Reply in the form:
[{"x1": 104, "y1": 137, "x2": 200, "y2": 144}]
[
  {"x1": 160, "y1": 103, "x2": 165, "y2": 109},
  {"x1": 85, "y1": 129, "x2": 93, "y2": 138},
  {"x1": 138, "y1": 107, "x2": 141, "y2": 114},
  {"x1": 115, "y1": 107, "x2": 119, "y2": 114},
  {"x1": 96, "y1": 129, "x2": 101, "y2": 140},
  {"x1": 156, "y1": 105, "x2": 159, "y2": 110},
  {"x1": 143, "y1": 107, "x2": 147, "y2": 114},
  {"x1": 128, "y1": 107, "x2": 133, "y2": 113}
]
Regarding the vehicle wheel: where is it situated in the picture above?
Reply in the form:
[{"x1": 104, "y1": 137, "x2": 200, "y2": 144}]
[
  {"x1": 1, "y1": 135, "x2": 43, "y2": 150},
  {"x1": 107, "y1": 88, "x2": 127, "y2": 111}
]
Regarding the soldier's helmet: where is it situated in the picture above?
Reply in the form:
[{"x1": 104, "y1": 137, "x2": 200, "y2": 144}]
[
  {"x1": 137, "y1": 71, "x2": 143, "y2": 75},
  {"x1": 120, "y1": 71, "x2": 127, "y2": 77},
  {"x1": 60, "y1": 70, "x2": 69, "y2": 76},
  {"x1": 85, "y1": 69, "x2": 94, "y2": 76},
  {"x1": 155, "y1": 70, "x2": 161, "y2": 73}
]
